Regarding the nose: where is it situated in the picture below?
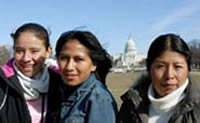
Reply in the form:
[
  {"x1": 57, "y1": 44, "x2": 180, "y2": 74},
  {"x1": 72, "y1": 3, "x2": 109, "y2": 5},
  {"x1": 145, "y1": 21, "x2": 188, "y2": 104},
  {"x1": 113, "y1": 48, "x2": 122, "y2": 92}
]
[
  {"x1": 22, "y1": 51, "x2": 31, "y2": 62},
  {"x1": 166, "y1": 66, "x2": 175, "y2": 80},
  {"x1": 65, "y1": 59, "x2": 74, "y2": 71}
]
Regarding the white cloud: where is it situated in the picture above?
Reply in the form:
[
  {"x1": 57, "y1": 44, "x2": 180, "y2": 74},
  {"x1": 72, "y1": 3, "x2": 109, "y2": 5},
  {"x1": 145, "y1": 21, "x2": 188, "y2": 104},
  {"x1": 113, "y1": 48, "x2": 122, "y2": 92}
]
[{"x1": 151, "y1": 2, "x2": 200, "y2": 33}]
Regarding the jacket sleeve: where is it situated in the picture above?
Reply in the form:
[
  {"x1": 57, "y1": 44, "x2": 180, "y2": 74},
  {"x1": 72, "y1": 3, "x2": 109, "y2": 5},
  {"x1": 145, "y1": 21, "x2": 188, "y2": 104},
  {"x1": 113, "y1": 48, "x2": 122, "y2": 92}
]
[
  {"x1": 116, "y1": 102, "x2": 129, "y2": 123},
  {"x1": 86, "y1": 92, "x2": 117, "y2": 123},
  {"x1": 117, "y1": 101, "x2": 141, "y2": 123},
  {"x1": 172, "y1": 103, "x2": 200, "y2": 123}
]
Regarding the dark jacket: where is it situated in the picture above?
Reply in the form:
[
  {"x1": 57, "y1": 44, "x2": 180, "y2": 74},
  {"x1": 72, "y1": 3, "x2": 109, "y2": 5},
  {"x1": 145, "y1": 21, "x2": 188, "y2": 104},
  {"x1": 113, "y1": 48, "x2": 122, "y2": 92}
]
[
  {"x1": 117, "y1": 73, "x2": 200, "y2": 123},
  {"x1": 0, "y1": 59, "x2": 64, "y2": 123},
  {"x1": 45, "y1": 68, "x2": 65, "y2": 123},
  {"x1": 0, "y1": 69, "x2": 31, "y2": 123}
]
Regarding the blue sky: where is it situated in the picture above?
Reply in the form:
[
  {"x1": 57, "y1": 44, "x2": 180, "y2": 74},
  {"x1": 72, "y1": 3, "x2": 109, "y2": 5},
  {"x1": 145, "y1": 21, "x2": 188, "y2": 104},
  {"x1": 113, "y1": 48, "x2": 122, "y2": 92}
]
[{"x1": 1, "y1": 0, "x2": 200, "y2": 55}]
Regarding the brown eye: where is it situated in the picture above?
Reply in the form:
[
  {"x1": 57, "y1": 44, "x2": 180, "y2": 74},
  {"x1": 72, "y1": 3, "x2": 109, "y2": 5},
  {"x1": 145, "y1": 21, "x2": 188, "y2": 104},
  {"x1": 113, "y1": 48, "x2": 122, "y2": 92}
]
[
  {"x1": 156, "y1": 64, "x2": 165, "y2": 68},
  {"x1": 32, "y1": 50, "x2": 39, "y2": 54},
  {"x1": 175, "y1": 65, "x2": 183, "y2": 69},
  {"x1": 15, "y1": 49, "x2": 24, "y2": 54},
  {"x1": 75, "y1": 57, "x2": 84, "y2": 62},
  {"x1": 59, "y1": 56, "x2": 67, "y2": 60}
]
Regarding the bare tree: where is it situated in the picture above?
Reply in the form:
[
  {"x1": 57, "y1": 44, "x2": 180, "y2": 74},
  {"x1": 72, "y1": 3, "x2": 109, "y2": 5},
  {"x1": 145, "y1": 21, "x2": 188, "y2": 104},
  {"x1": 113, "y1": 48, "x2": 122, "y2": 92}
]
[
  {"x1": 188, "y1": 39, "x2": 200, "y2": 70},
  {"x1": 0, "y1": 45, "x2": 11, "y2": 66}
]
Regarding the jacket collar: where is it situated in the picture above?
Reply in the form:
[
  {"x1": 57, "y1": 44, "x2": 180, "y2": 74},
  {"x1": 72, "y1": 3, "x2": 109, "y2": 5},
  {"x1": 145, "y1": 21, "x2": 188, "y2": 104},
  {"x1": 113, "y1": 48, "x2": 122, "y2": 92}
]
[
  {"x1": 171, "y1": 78, "x2": 200, "y2": 119},
  {"x1": 121, "y1": 73, "x2": 200, "y2": 122},
  {"x1": 66, "y1": 73, "x2": 97, "y2": 101},
  {"x1": 120, "y1": 73, "x2": 150, "y2": 123},
  {"x1": 1, "y1": 58, "x2": 15, "y2": 78},
  {"x1": 121, "y1": 72, "x2": 151, "y2": 108},
  {"x1": 77, "y1": 73, "x2": 96, "y2": 92},
  {"x1": 0, "y1": 59, "x2": 59, "y2": 97}
]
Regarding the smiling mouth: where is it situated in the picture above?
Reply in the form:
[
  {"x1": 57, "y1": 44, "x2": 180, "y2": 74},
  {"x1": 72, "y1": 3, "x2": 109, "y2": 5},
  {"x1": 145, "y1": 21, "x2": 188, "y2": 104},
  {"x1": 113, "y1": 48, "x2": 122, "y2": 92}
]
[
  {"x1": 20, "y1": 63, "x2": 32, "y2": 68},
  {"x1": 23, "y1": 65, "x2": 32, "y2": 68},
  {"x1": 20, "y1": 65, "x2": 33, "y2": 71}
]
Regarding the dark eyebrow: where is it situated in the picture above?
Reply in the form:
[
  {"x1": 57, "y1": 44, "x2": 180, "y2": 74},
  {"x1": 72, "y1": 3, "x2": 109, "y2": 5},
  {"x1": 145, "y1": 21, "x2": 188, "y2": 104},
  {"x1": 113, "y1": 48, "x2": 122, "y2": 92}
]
[
  {"x1": 30, "y1": 47, "x2": 41, "y2": 50},
  {"x1": 154, "y1": 59, "x2": 165, "y2": 63}
]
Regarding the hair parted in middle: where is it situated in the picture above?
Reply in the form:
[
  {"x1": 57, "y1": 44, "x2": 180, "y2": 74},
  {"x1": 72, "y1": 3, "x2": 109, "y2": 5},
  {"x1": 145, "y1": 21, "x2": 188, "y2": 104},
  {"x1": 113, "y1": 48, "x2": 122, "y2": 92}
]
[{"x1": 55, "y1": 30, "x2": 112, "y2": 84}]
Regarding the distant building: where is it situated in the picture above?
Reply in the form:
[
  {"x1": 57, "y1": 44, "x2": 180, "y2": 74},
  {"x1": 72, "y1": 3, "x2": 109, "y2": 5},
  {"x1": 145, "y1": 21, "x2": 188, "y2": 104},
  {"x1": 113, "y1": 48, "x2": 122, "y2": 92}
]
[
  {"x1": 112, "y1": 36, "x2": 146, "y2": 70},
  {"x1": 45, "y1": 58, "x2": 58, "y2": 67},
  {"x1": 123, "y1": 37, "x2": 137, "y2": 66}
]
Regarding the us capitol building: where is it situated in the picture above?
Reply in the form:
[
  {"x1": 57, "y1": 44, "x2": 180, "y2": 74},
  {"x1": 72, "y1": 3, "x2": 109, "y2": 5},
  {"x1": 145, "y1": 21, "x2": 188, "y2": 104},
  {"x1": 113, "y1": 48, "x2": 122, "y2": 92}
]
[{"x1": 111, "y1": 36, "x2": 146, "y2": 71}]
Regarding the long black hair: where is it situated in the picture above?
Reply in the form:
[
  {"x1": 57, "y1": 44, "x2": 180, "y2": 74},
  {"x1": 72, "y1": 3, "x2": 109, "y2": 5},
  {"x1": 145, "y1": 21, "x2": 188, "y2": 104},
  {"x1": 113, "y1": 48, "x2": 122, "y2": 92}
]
[{"x1": 55, "y1": 30, "x2": 112, "y2": 84}]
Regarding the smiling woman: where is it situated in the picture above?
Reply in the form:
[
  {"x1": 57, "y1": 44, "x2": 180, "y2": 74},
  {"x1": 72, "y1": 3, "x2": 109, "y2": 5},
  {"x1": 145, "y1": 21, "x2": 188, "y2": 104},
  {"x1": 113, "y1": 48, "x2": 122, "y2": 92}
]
[
  {"x1": 0, "y1": 23, "x2": 64, "y2": 123},
  {"x1": 57, "y1": 39, "x2": 97, "y2": 87},
  {"x1": 13, "y1": 31, "x2": 51, "y2": 77},
  {"x1": 117, "y1": 33, "x2": 200, "y2": 123},
  {"x1": 53, "y1": 30, "x2": 118, "y2": 123}
]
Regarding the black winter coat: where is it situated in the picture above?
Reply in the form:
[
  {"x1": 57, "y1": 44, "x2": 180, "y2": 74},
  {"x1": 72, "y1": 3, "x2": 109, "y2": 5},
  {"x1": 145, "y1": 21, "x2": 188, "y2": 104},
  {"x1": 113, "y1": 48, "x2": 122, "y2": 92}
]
[
  {"x1": 0, "y1": 69, "x2": 31, "y2": 123},
  {"x1": 117, "y1": 74, "x2": 200, "y2": 123},
  {"x1": 45, "y1": 69, "x2": 65, "y2": 123},
  {"x1": 0, "y1": 67, "x2": 65, "y2": 123}
]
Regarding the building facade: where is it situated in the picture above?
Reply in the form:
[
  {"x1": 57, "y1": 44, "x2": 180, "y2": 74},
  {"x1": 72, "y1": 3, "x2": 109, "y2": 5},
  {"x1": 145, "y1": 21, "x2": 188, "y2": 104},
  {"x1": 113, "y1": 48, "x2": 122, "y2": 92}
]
[{"x1": 112, "y1": 36, "x2": 146, "y2": 70}]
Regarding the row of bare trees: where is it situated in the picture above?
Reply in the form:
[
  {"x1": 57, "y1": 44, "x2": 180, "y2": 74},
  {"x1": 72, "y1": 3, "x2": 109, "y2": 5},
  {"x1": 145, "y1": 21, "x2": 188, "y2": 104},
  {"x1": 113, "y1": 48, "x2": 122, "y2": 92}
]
[
  {"x1": 188, "y1": 39, "x2": 200, "y2": 70},
  {"x1": 0, "y1": 45, "x2": 11, "y2": 66}
]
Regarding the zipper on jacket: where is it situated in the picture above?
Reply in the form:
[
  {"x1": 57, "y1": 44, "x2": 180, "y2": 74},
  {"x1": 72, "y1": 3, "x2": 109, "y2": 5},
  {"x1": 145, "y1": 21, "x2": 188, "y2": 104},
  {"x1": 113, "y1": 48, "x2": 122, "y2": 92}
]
[{"x1": 0, "y1": 86, "x2": 8, "y2": 110}]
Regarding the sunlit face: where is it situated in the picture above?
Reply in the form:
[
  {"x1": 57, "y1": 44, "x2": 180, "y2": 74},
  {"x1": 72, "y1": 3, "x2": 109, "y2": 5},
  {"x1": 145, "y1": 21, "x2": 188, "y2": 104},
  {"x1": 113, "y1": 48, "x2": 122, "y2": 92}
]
[
  {"x1": 58, "y1": 39, "x2": 96, "y2": 87},
  {"x1": 150, "y1": 50, "x2": 189, "y2": 97},
  {"x1": 14, "y1": 32, "x2": 51, "y2": 77}
]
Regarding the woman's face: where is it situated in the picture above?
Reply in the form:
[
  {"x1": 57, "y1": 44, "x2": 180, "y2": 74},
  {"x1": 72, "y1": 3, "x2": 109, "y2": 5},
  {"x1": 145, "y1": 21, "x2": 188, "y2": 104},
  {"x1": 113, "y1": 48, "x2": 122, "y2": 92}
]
[
  {"x1": 58, "y1": 39, "x2": 96, "y2": 87},
  {"x1": 14, "y1": 31, "x2": 51, "y2": 77},
  {"x1": 150, "y1": 50, "x2": 189, "y2": 97}
]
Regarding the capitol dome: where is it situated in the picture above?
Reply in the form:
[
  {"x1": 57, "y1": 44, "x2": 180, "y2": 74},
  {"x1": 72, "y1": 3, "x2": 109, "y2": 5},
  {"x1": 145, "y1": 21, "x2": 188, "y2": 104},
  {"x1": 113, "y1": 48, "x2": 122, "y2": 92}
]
[
  {"x1": 124, "y1": 37, "x2": 136, "y2": 54},
  {"x1": 112, "y1": 35, "x2": 146, "y2": 69}
]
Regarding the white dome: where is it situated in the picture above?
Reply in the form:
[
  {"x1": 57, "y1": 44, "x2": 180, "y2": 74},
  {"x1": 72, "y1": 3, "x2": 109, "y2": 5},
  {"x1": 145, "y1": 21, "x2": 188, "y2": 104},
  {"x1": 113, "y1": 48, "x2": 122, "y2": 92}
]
[{"x1": 124, "y1": 37, "x2": 136, "y2": 54}]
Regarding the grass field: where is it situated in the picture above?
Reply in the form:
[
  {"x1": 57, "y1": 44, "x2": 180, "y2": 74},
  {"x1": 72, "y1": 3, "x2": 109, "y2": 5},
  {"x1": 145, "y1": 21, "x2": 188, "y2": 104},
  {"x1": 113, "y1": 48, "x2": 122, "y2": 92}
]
[{"x1": 106, "y1": 71, "x2": 200, "y2": 108}]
